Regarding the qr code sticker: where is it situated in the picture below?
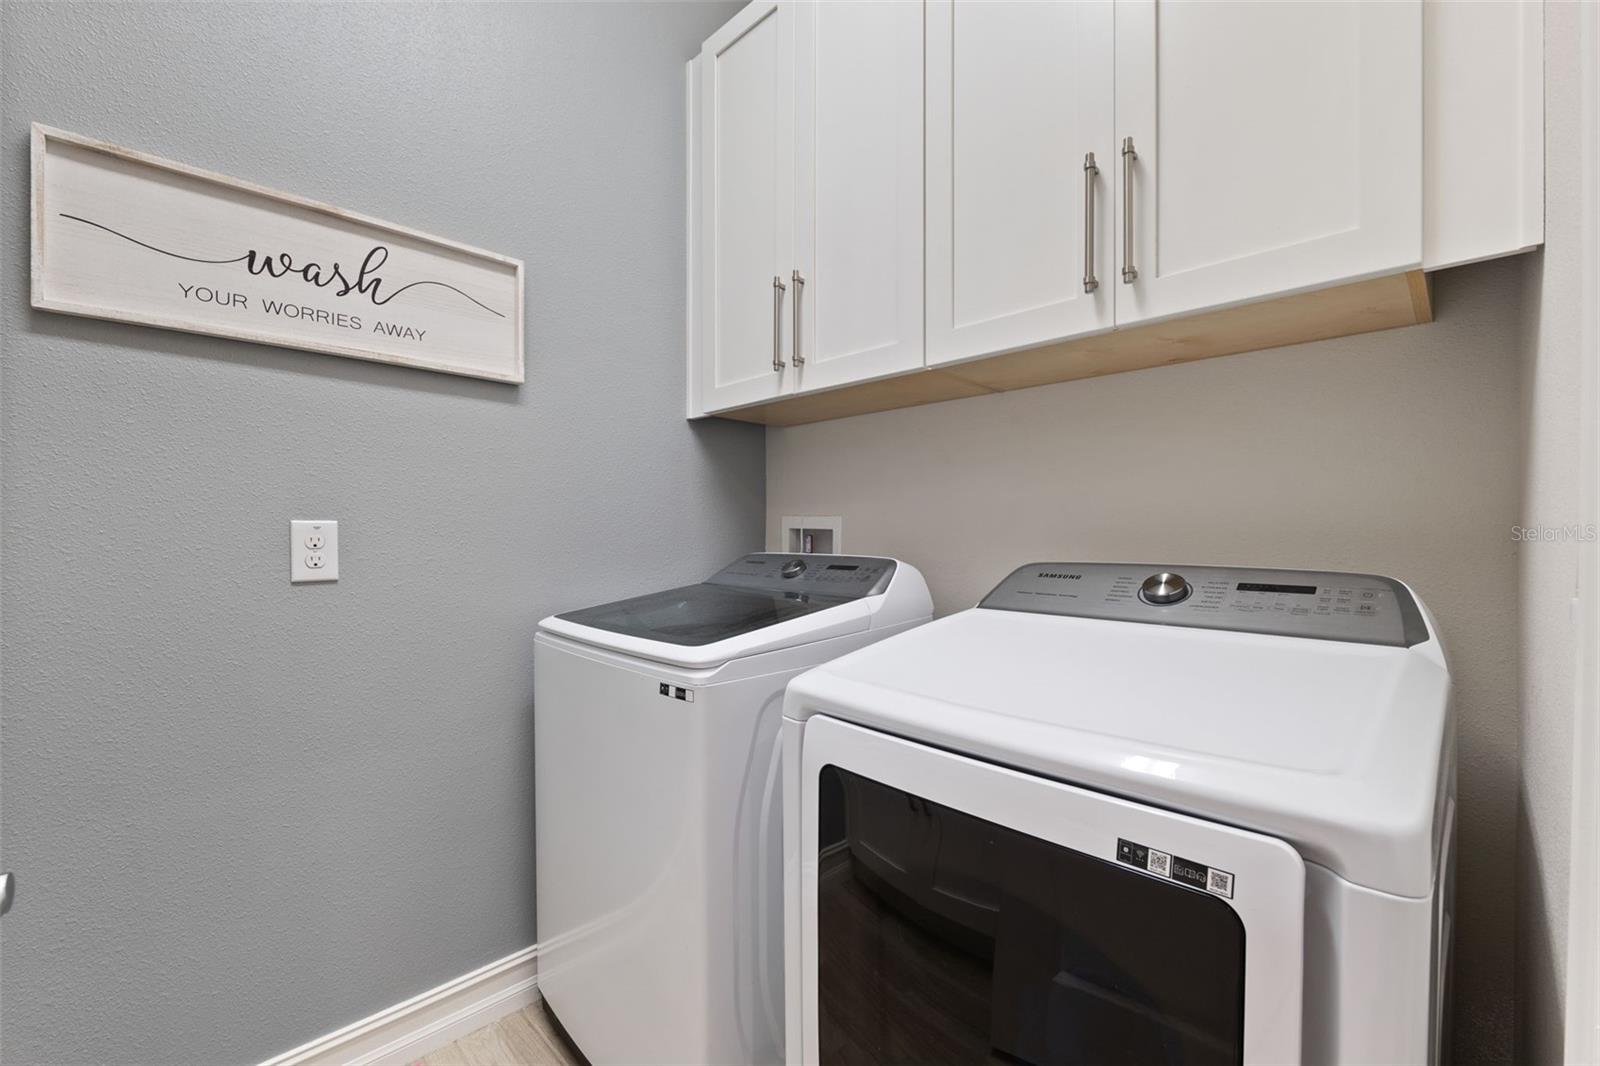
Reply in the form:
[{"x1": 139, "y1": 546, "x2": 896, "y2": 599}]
[
  {"x1": 1146, "y1": 849, "x2": 1171, "y2": 877},
  {"x1": 1207, "y1": 868, "x2": 1235, "y2": 898}
]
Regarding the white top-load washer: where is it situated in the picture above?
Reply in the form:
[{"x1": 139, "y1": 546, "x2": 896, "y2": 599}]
[
  {"x1": 535, "y1": 553, "x2": 932, "y2": 1066},
  {"x1": 782, "y1": 563, "x2": 1453, "y2": 1066}
]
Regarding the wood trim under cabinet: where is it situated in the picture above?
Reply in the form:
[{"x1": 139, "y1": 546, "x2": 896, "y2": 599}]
[{"x1": 718, "y1": 270, "x2": 1432, "y2": 427}]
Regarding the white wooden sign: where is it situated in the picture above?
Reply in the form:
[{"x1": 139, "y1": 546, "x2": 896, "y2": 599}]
[{"x1": 31, "y1": 124, "x2": 524, "y2": 383}]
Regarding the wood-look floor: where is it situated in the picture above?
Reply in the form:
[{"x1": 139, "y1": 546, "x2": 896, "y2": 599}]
[{"x1": 415, "y1": 1003, "x2": 583, "y2": 1066}]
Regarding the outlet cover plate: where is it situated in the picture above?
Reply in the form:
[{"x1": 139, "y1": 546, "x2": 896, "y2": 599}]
[{"x1": 290, "y1": 520, "x2": 339, "y2": 583}]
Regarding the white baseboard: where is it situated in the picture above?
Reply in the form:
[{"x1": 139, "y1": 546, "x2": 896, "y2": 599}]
[{"x1": 259, "y1": 944, "x2": 540, "y2": 1066}]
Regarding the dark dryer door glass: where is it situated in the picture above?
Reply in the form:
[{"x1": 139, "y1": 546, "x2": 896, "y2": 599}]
[
  {"x1": 557, "y1": 583, "x2": 848, "y2": 646},
  {"x1": 816, "y1": 766, "x2": 1246, "y2": 1065}
]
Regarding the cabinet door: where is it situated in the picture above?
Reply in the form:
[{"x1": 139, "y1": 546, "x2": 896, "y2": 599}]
[
  {"x1": 926, "y1": 0, "x2": 1115, "y2": 369},
  {"x1": 698, "y1": 0, "x2": 796, "y2": 413},
  {"x1": 791, "y1": 0, "x2": 924, "y2": 394},
  {"x1": 1114, "y1": 0, "x2": 1421, "y2": 326}
]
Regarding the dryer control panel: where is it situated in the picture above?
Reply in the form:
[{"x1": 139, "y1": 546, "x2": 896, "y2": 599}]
[
  {"x1": 979, "y1": 562, "x2": 1428, "y2": 647},
  {"x1": 708, "y1": 554, "x2": 897, "y2": 599}
]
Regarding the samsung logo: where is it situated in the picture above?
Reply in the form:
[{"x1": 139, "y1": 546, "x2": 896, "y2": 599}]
[{"x1": 1035, "y1": 571, "x2": 1082, "y2": 580}]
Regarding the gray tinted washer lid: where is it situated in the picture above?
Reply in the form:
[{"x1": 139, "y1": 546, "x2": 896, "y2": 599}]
[{"x1": 555, "y1": 554, "x2": 897, "y2": 647}]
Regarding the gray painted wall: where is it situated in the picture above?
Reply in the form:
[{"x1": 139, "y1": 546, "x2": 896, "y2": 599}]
[
  {"x1": 1515, "y1": 3, "x2": 1586, "y2": 1060},
  {"x1": 0, "y1": 3, "x2": 758, "y2": 1063}
]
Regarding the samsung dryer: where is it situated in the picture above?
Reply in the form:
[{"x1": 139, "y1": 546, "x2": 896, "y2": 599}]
[
  {"x1": 782, "y1": 563, "x2": 1453, "y2": 1066},
  {"x1": 535, "y1": 553, "x2": 932, "y2": 1066}
]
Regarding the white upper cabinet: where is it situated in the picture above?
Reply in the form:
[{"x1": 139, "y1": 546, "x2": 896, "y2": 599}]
[
  {"x1": 687, "y1": 0, "x2": 1538, "y2": 424},
  {"x1": 1423, "y1": 0, "x2": 1543, "y2": 270},
  {"x1": 926, "y1": 0, "x2": 1115, "y2": 368},
  {"x1": 1112, "y1": 0, "x2": 1423, "y2": 326},
  {"x1": 792, "y1": 0, "x2": 925, "y2": 392},
  {"x1": 698, "y1": 0, "x2": 795, "y2": 412}
]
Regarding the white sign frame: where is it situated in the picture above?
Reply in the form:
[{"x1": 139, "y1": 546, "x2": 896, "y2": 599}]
[{"x1": 30, "y1": 124, "x2": 524, "y2": 384}]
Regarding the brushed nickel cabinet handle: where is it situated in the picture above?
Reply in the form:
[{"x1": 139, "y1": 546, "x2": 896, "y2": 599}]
[
  {"x1": 1083, "y1": 152, "x2": 1100, "y2": 294},
  {"x1": 1121, "y1": 137, "x2": 1138, "y2": 284},
  {"x1": 791, "y1": 270, "x2": 806, "y2": 366},
  {"x1": 772, "y1": 275, "x2": 787, "y2": 371}
]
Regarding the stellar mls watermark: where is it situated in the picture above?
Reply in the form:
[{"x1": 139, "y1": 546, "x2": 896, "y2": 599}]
[{"x1": 1511, "y1": 523, "x2": 1598, "y2": 543}]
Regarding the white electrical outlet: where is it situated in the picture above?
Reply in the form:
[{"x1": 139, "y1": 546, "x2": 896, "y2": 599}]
[{"x1": 290, "y1": 520, "x2": 339, "y2": 583}]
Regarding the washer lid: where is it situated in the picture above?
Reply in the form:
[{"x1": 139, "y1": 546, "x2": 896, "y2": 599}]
[
  {"x1": 555, "y1": 582, "x2": 850, "y2": 647},
  {"x1": 784, "y1": 603, "x2": 1451, "y2": 897},
  {"x1": 540, "y1": 554, "x2": 904, "y2": 669}
]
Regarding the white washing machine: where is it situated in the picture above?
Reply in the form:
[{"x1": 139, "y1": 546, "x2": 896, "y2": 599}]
[
  {"x1": 782, "y1": 562, "x2": 1454, "y2": 1066},
  {"x1": 535, "y1": 553, "x2": 932, "y2": 1066}
]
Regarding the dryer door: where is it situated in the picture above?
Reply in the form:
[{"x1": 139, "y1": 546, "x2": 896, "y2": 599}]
[{"x1": 795, "y1": 716, "x2": 1304, "y2": 1066}]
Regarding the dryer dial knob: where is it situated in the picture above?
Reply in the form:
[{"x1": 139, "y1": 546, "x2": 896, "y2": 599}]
[
  {"x1": 782, "y1": 558, "x2": 807, "y2": 579},
  {"x1": 1140, "y1": 572, "x2": 1191, "y2": 605}
]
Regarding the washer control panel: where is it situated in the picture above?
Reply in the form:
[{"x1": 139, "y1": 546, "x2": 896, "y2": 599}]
[
  {"x1": 979, "y1": 562, "x2": 1427, "y2": 647},
  {"x1": 708, "y1": 554, "x2": 897, "y2": 599}
]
